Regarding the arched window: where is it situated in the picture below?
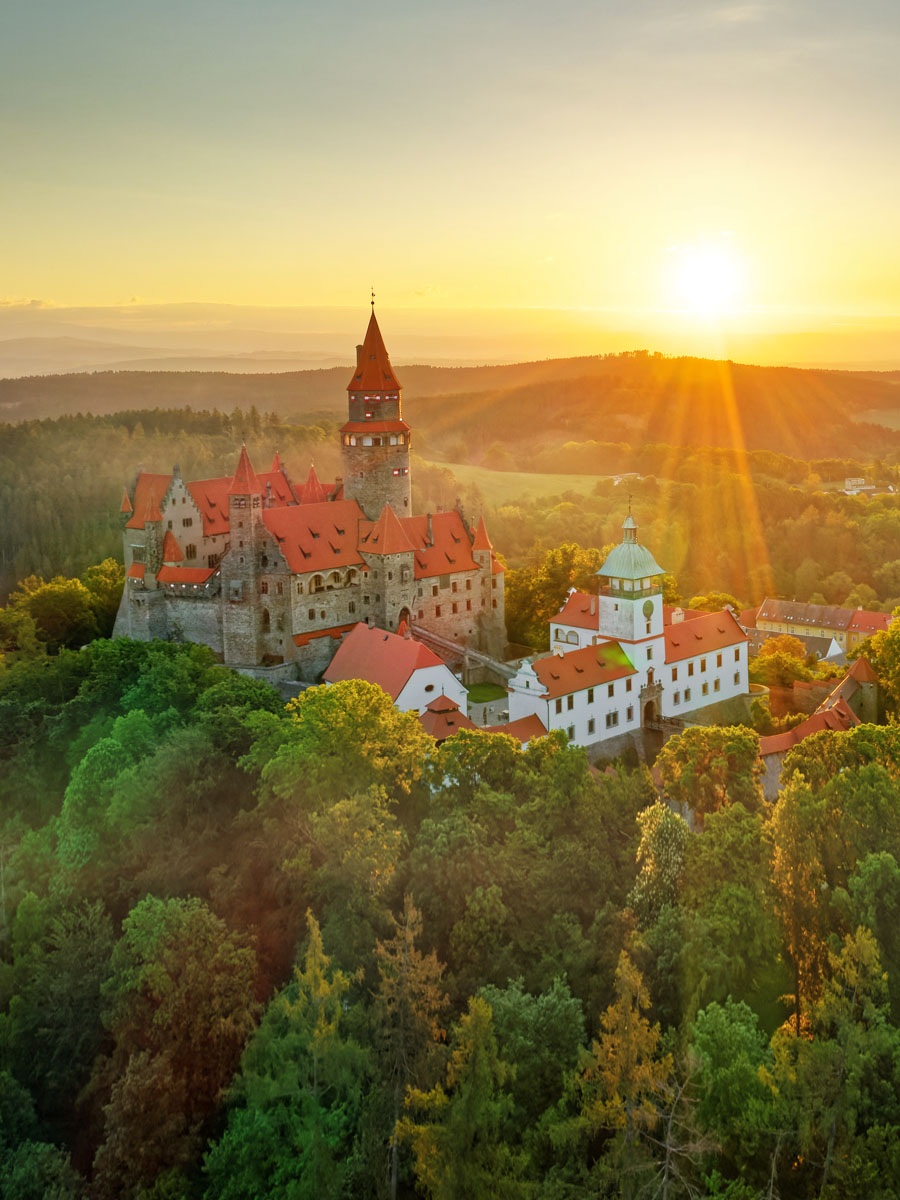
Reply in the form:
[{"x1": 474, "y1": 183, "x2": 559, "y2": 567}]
[
  {"x1": 363, "y1": 436, "x2": 372, "y2": 447},
  {"x1": 310, "y1": 575, "x2": 324, "y2": 594},
  {"x1": 327, "y1": 571, "x2": 341, "y2": 589},
  {"x1": 262, "y1": 609, "x2": 270, "y2": 631},
  {"x1": 346, "y1": 568, "x2": 359, "y2": 587},
  {"x1": 567, "y1": 631, "x2": 578, "y2": 644}
]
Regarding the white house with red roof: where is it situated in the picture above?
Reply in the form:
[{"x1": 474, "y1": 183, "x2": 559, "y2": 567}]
[
  {"x1": 513, "y1": 511, "x2": 750, "y2": 748},
  {"x1": 323, "y1": 621, "x2": 467, "y2": 714},
  {"x1": 114, "y1": 308, "x2": 506, "y2": 679}
]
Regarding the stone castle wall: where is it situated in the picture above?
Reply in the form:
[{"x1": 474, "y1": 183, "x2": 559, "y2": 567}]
[{"x1": 341, "y1": 440, "x2": 411, "y2": 520}]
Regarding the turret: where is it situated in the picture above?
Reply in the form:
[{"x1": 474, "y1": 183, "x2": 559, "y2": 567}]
[
  {"x1": 340, "y1": 305, "x2": 411, "y2": 519},
  {"x1": 595, "y1": 508, "x2": 666, "y2": 644},
  {"x1": 222, "y1": 445, "x2": 266, "y2": 663}
]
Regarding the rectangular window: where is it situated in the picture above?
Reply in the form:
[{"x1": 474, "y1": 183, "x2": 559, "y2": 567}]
[
  {"x1": 734, "y1": 648, "x2": 740, "y2": 662},
  {"x1": 432, "y1": 585, "x2": 438, "y2": 596},
  {"x1": 466, "y1": 579, "x2": 472, "y2": 590},
  {"x1": 567, "y1": 725, "x2": 575, "y2": 741},
  {"x1": 276, "y1": 582, "x2": 283, "y2": 595},
  {"x1": 308, "y1": 608, "x2": 315, "y2": 620},
  {"x1": 260, "y1": 581, "x2": 268, "y2": 594},
  {"x1": 555, "y1": 698, "x2": 562, "y2": 714},
  {"x1": 588, "y1": 718, "x2": 595, "y2": 735},
  {"x1": 685, "y1": 687, "x2": 691, "y2": 701},
  {"x1": 645, "y1": 621, "x2": 652, "y2": 634},
  {"x1": 418, "y1": 609, "x2": 424, "y2": 619},
  {"x1": 626, "y1": 678, "x2": 632, "y2": 692},
  {"x1": 701, "y1": 658, "x2": 707, "y2": 673},
  {"x1": 626, "y1": 705, "x2": 633, "y2": 721},
  {"x1": 674, "y1": 691, "x2": 680, "y2": 705},
  {"x1": 435, "y1": 605, "x2": 441, "y2": 617},
  {"x1": 452, "y1": 602, "x2": 458, "y2": 614},
  {"x1": 587, "y1": 688, "x2": 594, "y2": 704},
  {"x1": 185, "y1": 544, "x2": 196, "y2": 560},
  {"x1": 567, "y1": 695, "x2": 574, "y2": 710},
  {"x1": 607, "y1": 683, "x2": 614, "y2": 698},
  {"x1": 716, "y1": 653, "x2": 722, "y2": 667},
  {"x1": 688, "y1": 662, "x2": 694, "y2": 676},
  {"x1": 647, "y1": 646, "x2": 653, "y2": 661},
  {"x1": 734, "y1": 671, "x2": 740, "y2": 684},
  {"x1": 466, "y1": 599, "x2": 472, "y2": 611},
  {"x1": 702, "y1": 681, "x2": 709, "y2": 696},
  {"x1": 671, "y1": 667, "x2": 678, "y2": 682},
  {"x1": 182, "y1": 517, "x2": 193, "y2": 528},
  {"x1": 714, "y1": 678, "x2": 721, "y2": 692},
  {"x1": 452, "y1": 581, "x2": 458, "y2": 592},
  {"x1": 605, "y1": 711, "x2": 619, "y2": 728},
  {"x1": 492, "y1": 599, "x2": 497, "y2": 608}
]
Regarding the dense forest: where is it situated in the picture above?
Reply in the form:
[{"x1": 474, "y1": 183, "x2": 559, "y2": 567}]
[{"x1": 5, "y1": 590, "x2": 900, "y2": 1196}]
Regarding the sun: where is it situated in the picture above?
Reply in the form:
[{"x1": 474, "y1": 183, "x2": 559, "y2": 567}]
[{"x1": 668, "y1": 240, "x2": 746, "y2": 316}]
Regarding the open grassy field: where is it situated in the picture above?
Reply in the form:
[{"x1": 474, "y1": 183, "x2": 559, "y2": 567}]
[{"x1": 434, "y1": 461, "x2": 610, "y2": 505}]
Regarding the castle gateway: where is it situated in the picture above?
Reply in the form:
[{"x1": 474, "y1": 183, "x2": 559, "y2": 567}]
[{"x1": 113, "y1": 309, "x2": 506, "y2": 679}]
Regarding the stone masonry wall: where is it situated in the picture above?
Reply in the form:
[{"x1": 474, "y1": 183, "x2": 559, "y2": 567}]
[{"x1": 341, "y1": 440, "x2": 411, "y2": 521}]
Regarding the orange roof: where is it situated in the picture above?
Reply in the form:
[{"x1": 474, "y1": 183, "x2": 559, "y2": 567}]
[
  {"x1": 485, "y1": 714, "x2": 548, "y2": 744},
  {"x1": 162, "y1": 530, "x2": 184, "y2": 563},
  {"x1": 126, "y1": 562, "x2": 145, "y2": 579},
  {"x1": 759, "y1": 697, "x2": 859, "y2": 756},
  {"x1": 125, "y1": 472, "x2": 170, "y2": 529},
  {"x1": 419, "y1": 696, "x2": 478, "y2": 741},
  {"x1": 491, "y1": 555, "x2": 505, "y2": 575},
  {"x1": 299, "y1": 465, "x2": 328, "y2": 505},
  {"x1": 399, "y1": 511, "x2": 479, "y2": 579},
  {"x1": 271, "y1": 450, "x2": 282, "y2": 472},
  {"x1": 186, "y1": 476, "x2": 231, "y2": 536},
  {"x1": 263, "y1": 499, "x2": 365, "y2": 574},
  {"x1": 229, "y1": 445, "x2": 262, "y2": 496},
  {"x1": 554, "y1": 590, "x2": 600, "y2": 631},
  {"x1": 848, "y1": 609, "x2": 893, "y2": 635},
  {"x1": 472, "y1": 515, "x2": 493, "y2": 552},
  {"x1": 664, "y1": 609, "x2": 747, "y2": 664},
  {"x1": 323, "y1": 622, "x2": 444, "y2": 700},
  {"x1": 156, "y1": 565, "x2": 218, "y2": 585},
  {"x1": 292, "y1": 622, "x2": 357, "y2": 648},
  {"x1": 347, "y1": 310, "x2": 402, "y2": 392},
  {"x1": 533, "y1": 641, "x2": 636, "y2": 699},
  {"x1": 848, "y1": 655, "x2": 878, "y2": 683},
  {"x1": 258, "y1": 469, "x2": 298, "y2": 506},
  {"x1": 360, "y1": 504, "x2": 416, "y2": 556},
  {"x1": 738, "y1": 607, "x2": 760, "y2": 629},
  {"x1": 120, "y1": 487, "x2": 133, "y2": 515}
]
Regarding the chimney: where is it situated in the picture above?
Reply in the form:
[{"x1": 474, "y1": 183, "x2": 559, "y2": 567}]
[
  {"x1": 426, "y1": 513, "x2": 433, "y2": 545},
  {"x1": 367, "y1": 614, "x2": 375, "y2": 629},
  {"x1": 356, "y1": 344, "x2": 363, "y2": 369},
  {"x1": 672, "y1": 607, "x2": 684, "y2": 625},
  {"x1": 172, "y1": 463, "x2": 180, "y2": 478}
]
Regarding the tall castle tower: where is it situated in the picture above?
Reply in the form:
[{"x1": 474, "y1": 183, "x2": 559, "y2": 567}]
[{"x1": 340, "y1": 305, "x2": 411, "y2": 521}]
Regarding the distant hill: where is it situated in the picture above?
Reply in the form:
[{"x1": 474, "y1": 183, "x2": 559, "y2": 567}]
[{"x1": 2, "y1": 352, "x2": 900, "y2": 460}]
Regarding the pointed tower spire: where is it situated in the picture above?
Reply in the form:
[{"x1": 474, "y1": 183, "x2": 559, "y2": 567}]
[
  {"x1": 347, "y1": 309, "x2": 401, "y2": 392},
  {"x1": 271, "y1": 450, "x2": 282, "y2": 473},
  {"x1": 162, "y1": 530, "x2": 184, "y2": 564},
  {"x1": 229, "y1": 444, "x2": 262, "y2": 495},
  {"x1": 120, "y1": 486, "x2": 133, "y2": 515},
  {"x1": 472, "y1": 515, "x2": 493, "y2": 552},
  {"x1": 302, "y1": 464, "x2": 328, "y2": 505}
]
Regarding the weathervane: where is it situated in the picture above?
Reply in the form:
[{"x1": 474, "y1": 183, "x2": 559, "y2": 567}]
[{"x1": 371, "y1": 286, "x2": 375, "y2": 310}]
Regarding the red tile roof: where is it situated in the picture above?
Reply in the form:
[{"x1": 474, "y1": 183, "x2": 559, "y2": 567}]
[
  {"x1": 299, "y1": 465, "x2": 328, "y2": 505},
  {"x1": 399, "y1": 511, "x2": 479, "y2": 579},
  {"x1": 126, "y1": 562, "x2": 145, "y2": 579},
  {"x1": 491, "y1": 555, "x2": 505, "y2": 575},
  {"x1": 120, "y1": 487, "x2": 133, "y2": 514},
  {"x1": 186, "y1": 476, "x2": 232, "y2": 536},
  {"x1": 848, "y1": 655, "x2": 878, "y2": 683},
  {"x1": 554, "y1": 590, "x2": 600, "y2": 631},
  {"x1": 419, "y1": 695, "x2": 478, "y2": 741},
  {"x1": 263, "y1": 499, "x2": 366, "y2": 574},
  {"x1": 759, "y1": 697, "x2": 860, "y2": 756},
  {"x1": 738, "y1": 607, "x2": 760, "y2": 629},
  {"x1": 485, "y1": 714, "x2": 548, "y2": 744},
  {"x1": 125, "y1": 472, "x2": 170, "y2": 529},
  {"x1": 360, "y1": 504, "x2": 416, "y2": 556},
  {"x1": 848, "y1": 609, "x2": 893, "y2": 635},
  {"x1": 323, "y1": 622, "x2": 444, "y2": 700},
  {"x1": 347, "y1": 310, "x2": 402, "y2": 392},
  {"x1": 229, "y1": 445, "x2": 262, "y2": 496},
  {"x1": 340, "y1": 419, "x2": 410, "y2": 435},
  {"x1": 533, "y1": 641, "x2": 636, "y2": 699},
  {"x1": 664, "y1": 609, "x2": 747, "y2": 664},
  {"x1": 663, "y1": 605, "x2": 709, "y2": 626},
  {"x1": 271, "y1": 451, "x2": 282, "y2": 472},
  {"x1": 292, "y1": 622, "x2": 357, "y2": 648},
  {"x1": 156, "y1": 565, "x2": 218, "y2": 585},
  {"x1": 258, "y1": 469, "x2": 298, "y2": 506},
  {"x1": 162, "y1": 530, "x2": 183, "y2": 563},
  {"x1": 472, "y1": 516, "x2": 493, "y2": 552}
]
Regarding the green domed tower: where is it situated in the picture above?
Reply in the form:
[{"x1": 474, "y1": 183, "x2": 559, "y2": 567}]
[{"x1": 595, "y1": 509, "x2": 666, "y2": 644}]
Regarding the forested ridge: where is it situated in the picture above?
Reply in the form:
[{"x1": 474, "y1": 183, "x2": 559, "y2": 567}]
[{"x1": 5, "y1": 610, "x2": 900, "y2": 1195}]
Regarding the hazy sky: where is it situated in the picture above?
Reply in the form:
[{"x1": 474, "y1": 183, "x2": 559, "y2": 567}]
[{"x1": 3, "y1": 0, "x2": 899, "y2": 342}]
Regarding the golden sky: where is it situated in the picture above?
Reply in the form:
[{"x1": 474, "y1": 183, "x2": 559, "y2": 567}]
[{"x1": 3, "y1": 1, "x2": 899, "y2": 362}]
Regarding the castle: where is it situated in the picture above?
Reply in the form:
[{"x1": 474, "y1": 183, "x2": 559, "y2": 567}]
[{"x1": 113, "y1": 308, "x2": 506, "y2": 680}]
